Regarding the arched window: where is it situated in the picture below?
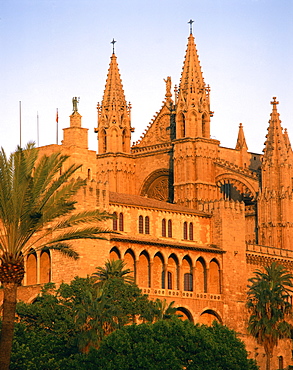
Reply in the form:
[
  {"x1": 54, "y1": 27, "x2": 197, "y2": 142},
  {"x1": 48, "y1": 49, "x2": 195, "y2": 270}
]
[
  {"x1": 162, "y1": 219, "x2": 166, "y2": 237},
  {"x1": 110, "y1": 247, "x2": 121, "y2": 260},
  {"x1": 178, "y1": 112, "x2": 185, "y2": 138},
  {"x1": 138, "y1": 251, "x2": 150, "y2": 287},
  {"x1": 113, "y1": 212, "x2": 118, "y2": 231},
  {"x1": 153, "y1": 253, "x2": 164, "y2": 289},
  {"x1": 87, "y1": 168, "x2": 91, "y2": 180},
  {"x1": 209, "y1": 259, "x2": 221, "y2": 294},
  {"x1": 119, "y1": 213, "x2": 124, "y2": 231},
  {"x1": 101, "y1": 129, "x2": 107, "y2": 153},
  {"x1": 122, "y1": 129, "x2": 127, "y2": 152},
  {"x1": 145, "y1": 216, "x2": 150, "y2": 234},
  {"x1": 184, "y1": 273, "x2": 193, "y2": 291},
  {"x1": 26, "y1": 251, "x2": 37, "y2": 285},
  {"x1": 278, "y1": 356, "x2": 284, "y2": 370},
  {"x1": 189, "y1": 222, "x2": 193, "y2": 240},
  {"x1": 183, "y1": 222, "x2": 188, "y2": 240},
  {"x1": 139, "y1": 215, "x2": 144, "y2": 234},
  {"x1": 168, "y1": 219, "x2": 172, "y2": 238},
  {"x1": 167, "y1": 271, "x2": 173, "y2": 290},
  {"x1": 40, "y1": 251, "x2": 51, "y2": 284},
  {"x1": 196, "y1": 258, "x2": 207, "y2": 293}
]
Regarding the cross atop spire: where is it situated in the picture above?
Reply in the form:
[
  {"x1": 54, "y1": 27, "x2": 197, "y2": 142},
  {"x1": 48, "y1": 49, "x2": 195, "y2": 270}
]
[
  {"x1": 188, "y1": 19, "x2": 194, "y2": 34},
  {"x1": 111, "y1": 38, "x2": 116, "y2": 54},
  {"x1": 271, "y1": 96, "x2": 279, "y2": 106}
]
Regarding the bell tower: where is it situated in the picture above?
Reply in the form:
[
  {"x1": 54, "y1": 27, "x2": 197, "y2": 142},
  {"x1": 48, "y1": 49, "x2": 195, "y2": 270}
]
[
  {"x1": 173, "y1": 21, "x2": 219, "y2": 208},
  {"x1": 95, "y1": 39, "x2": 134, "y2": 154}
]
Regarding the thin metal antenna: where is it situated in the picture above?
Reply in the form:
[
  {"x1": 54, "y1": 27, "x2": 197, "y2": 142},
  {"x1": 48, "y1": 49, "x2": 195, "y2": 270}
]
[
  {"x1": 37, "y1": 111, "x2": 39, "y2": 147},
  {"x1": 19, "y1": 101, "x2": 22, "y2": 148},
  {"x1": 56, "y1": 108, "x2": 59, "y2": 145},
  {"x1": 111, "y1": 38, "x2": 116, "y2": 54}
]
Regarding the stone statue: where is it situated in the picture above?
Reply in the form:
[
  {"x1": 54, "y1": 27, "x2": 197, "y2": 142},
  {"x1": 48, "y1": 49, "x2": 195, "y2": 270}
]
[
  {"x1": 72, "y1": 97, "x2": 79, "y2": 112},
  {"x1": 164, "y1": 76, "x2": 172, "y2": 97}
]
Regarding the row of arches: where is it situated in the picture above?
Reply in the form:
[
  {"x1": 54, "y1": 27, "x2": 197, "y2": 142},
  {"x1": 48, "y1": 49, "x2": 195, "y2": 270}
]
[
  {"x1": 176, "y1": 111, "x2": 210, "y2": 139},
  {"x1": 110, "y1": 247, "x2": 222, "y2": 294},
  {"x1": 99, "y1": 127, "x2": 130, "y2": 153}
]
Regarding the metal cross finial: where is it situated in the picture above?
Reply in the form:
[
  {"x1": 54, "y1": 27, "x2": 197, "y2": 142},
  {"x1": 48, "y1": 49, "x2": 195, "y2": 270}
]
[
  {"x1": 111, "y1": 38, "x2": 116, "y2": 54},
  {"x1": 188, "y1": 19, "x2": 194, "y2": 34},
  {"x1": 271, "y1": 96, "x2": 279, "y2": 105}
]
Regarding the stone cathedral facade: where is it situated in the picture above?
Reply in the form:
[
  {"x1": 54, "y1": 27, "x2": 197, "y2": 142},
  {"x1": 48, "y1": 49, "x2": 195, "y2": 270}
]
[{"x1": 10, "y1": 27, "x2": 293, "y2": 369}]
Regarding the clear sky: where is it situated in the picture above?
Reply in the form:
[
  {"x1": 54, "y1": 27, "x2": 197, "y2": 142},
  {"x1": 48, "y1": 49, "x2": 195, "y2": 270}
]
[{"x1": 0, "y1": 0, "x2": 292, "y2": 155}]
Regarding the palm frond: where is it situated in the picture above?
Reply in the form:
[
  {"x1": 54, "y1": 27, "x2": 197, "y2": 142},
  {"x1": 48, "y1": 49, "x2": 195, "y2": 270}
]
[{"x1": 41, "y1": 243, "x2": 79, "y2": 260}]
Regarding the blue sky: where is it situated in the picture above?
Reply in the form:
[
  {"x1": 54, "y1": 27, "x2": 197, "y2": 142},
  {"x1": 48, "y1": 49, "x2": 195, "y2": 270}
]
[{"x1": 0, "y1": 0, "x2": 292, "y2": 155}]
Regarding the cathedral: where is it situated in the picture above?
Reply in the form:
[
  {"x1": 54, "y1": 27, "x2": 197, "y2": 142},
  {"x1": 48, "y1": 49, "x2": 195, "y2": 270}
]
[{"x1": 12, "y1": 23, "x2": 293, "y2": 369}]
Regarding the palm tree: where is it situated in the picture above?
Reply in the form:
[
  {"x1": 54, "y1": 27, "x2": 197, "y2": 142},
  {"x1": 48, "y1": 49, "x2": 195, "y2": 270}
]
[
  {"x1": 0, "y1": 143, "x2": 112, "y2": 370},
  {"x1": 91, "y1": 259, "x2": 134, "y2": 287},
  {"x1": 246, "y1": 262, "x2": 293, "y2": 370},
  {"x1": 151, "y1": 298, "x2": 179, "y2": 322}
]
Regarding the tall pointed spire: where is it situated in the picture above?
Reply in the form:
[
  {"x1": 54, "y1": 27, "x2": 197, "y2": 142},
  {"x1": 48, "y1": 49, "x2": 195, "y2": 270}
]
[
  {"x1": 258, "y1": 97, "x2": 293, "y2": 249},
  {"x1": 235, "y1": 123, "x2": 248, "y2": 150},
  {"x1": 175, "y1": 21, "x2": 212, "y2": 139},
  {"x1": 95, "y1": 40, "x2": 133, "y2": 154},
  {"x1": 263, "y1": 97, "x2": 288, "y2": 165}
]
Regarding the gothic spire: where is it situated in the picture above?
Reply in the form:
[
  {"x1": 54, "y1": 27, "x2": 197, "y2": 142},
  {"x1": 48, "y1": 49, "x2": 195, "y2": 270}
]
[
  {"x1": 95, "y1": 41, "x2": 133, "y2": 154},
  {"x1": 175, "y1": 23, "x2": 212, "y2": 139},
  {"x1": 101, "y1": 47, "x2": 127, "y2": 115},
  {"x1": 263, "y1": 97, "x2": 288, "y2": 165},
  {"x1": 235, "y1": 123, "x2": 248, "y2": 150},
  {"x1": 179, "y1": 31, "x2": 205, "y2": 100}
]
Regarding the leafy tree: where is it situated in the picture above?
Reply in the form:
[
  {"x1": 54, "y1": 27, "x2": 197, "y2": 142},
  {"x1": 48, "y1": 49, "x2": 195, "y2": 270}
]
[
  {"x1": 0, "y1": 144, "x2": 112, "y2": 370},
  {"x1": 247, "y1": 262, "x2": 293, "y2": 370},
  {"x1": 151, "y1": 298, "x2": 179, "y2": 322},
  {"x1": 93, "y1": 319, "x2": 258, "y2": 370},
  {"x1": 91, "y1": 259, "x2": 134, "y2": 287},
  {"x1": 13, "y1": 272, "x2": 153, "y2": 362}
]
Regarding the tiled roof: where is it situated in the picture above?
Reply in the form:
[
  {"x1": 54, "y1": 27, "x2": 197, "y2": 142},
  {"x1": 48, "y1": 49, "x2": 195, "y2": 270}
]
[
  {"x1": 109, "y1": 192, "x2": 210, "y2": 216},
  {"x1": 110, "y1": 234, "x2": 224, "y2": 254}
]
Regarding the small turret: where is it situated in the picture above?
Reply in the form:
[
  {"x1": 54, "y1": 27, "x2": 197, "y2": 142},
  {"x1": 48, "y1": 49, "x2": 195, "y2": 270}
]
[{"x1": 62, "y1": 97, "x2": 88, "y2": 149}]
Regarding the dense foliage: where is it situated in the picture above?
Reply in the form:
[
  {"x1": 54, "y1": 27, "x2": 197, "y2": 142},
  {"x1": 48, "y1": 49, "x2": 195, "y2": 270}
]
[{"x1": 92, "y1": 320, "x2": 258, "y2": 370}]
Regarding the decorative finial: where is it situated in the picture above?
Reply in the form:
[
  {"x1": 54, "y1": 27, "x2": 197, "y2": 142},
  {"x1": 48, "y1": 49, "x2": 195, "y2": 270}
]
[
  {"x1": 72, "y1": 97, "x2": 80, "y2": 113},
  {"x1": 188, "y1": 19, "x2": 194, "y2": 34},
  {"x1": 111, "y1": 38, "x2": 116, "y2": 54},
  {"x1": 271, "y1": 96, "x2": 279, "y2": 105}
]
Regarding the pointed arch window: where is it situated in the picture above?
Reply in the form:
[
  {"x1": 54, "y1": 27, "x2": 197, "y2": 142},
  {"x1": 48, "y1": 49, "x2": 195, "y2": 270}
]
[
  {"x1": 26, "y1": 251, "x2": 37, "y2": 285},
  {"x1": 189, "y1": 222, "x2": 193, "y2": 241},
  {"x1": 113, "y1": 212, "x2": 118, "y2": 231},
  {"x1": 162, "y1": 219, "x2": 166, "y2": 237},
  {"x1": 167, "y1": 271, "x2": 173, "y2": 290},
  {"x1": 145, "y1": 216, "x2": 150, "y2": 234},
  {"x1": 183, "y1": 222, "x2": 188, "y2": 240},
  {"x1": 122, "y1": 129, "x2": 127, "y2": 152},
  {"x1": 168, "y1": 219, "x2": 172, "y2": 238},
  {"x1": 139, "y1": 215, "x2": 144, "y2": 234},
  {"x1": 40, "y1": 251, "x2": 51, "y2": 284},
  {"x1": 102, "y1": 129, "x2": 107, "y2": 153},
  {"x1": 119, "y1": 212, "x2": 124, "y2": 231}
]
